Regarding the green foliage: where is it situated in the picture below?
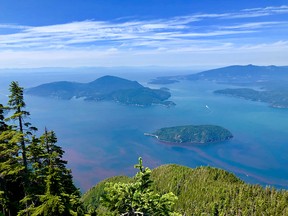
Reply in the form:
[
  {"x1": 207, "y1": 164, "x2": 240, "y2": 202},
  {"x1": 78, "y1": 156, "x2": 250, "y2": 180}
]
[
  {"x1": 0, "y1": 104, "x2": 6, "y2": 131},
  {"x1": 0, "y1": 130, "x2": 24, "y2": 176},
  {"x1": 21, "y1": 130, "x2": 83, "y2": 216},
  {"x1": 0, "y1": 81, "x2": 84, "y2": 215},
  {"x1": 0, "y1": 128, "x2": 25, "y2": 215},
  {"x1": 151, "y1": 165, "x2": 288, "y2": 215},
  {"x1": 84, "y1": 164, "x2": 288, "y2": 216},
  {"x1": 81, "y1": 176, "x2": 131, "y2": 214},
  {"x1": 101, "y1": 157, "x2": 180, "y2": 216}
]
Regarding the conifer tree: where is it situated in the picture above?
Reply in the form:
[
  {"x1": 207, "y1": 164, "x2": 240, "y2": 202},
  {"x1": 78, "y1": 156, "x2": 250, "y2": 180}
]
[
  {"x1": 0, "y1": 104, "x2": 6, "y2": 131},
  {"x1": 0, "y1": 125, "x2": 25, "y2": 215},
  {"x1": 102, "y1": 157, "x2": 181, "y2": 216},
  {"x1": 5, "y1": 81, "x2": 38, "y2": 214},
  {"x1": 21, "y1": 130, "x2": 84, "y2": 216},
  {"x1": 1, "y1": 103, "x2": 24, "y2": 215},
  {"x1": 1, "y1": 82, "x2": 85, "y2": 215},
  {"x1": 6, "y1": 81, "x2": 32, "y2": 173}
]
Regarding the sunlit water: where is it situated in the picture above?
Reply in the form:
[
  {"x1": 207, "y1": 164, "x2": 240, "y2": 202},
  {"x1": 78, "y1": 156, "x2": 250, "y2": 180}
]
[{"x1": 1, "y1": 70, "x2": 287, "y2": 192}]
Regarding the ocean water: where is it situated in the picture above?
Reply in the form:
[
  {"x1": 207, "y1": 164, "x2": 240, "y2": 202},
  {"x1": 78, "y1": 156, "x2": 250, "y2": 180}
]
[{"x1": 1, "y1": 70, "x2": 288, "y2": 192}]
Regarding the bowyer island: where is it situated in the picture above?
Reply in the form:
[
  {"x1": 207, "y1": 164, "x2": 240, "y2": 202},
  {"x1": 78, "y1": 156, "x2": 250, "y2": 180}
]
[{"x1": 145, "y1": 125, "x2": 233, "y2": 144}]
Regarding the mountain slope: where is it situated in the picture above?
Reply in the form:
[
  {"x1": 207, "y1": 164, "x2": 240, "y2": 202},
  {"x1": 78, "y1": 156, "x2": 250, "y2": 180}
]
[{"x1": 82, "y1": 164, "x2": 288, "y2": 215}]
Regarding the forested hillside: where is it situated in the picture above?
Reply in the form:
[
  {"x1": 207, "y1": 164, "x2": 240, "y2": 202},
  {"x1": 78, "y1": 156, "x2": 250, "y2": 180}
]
[{"x1": 83, "y1": 164, "x2": 288, "y2": 215}]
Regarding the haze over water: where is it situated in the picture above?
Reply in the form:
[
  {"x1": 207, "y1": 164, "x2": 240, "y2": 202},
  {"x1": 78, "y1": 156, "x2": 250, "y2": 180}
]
[{"x1": 1, "y1": 69, "x2": 288, "y2": 192}]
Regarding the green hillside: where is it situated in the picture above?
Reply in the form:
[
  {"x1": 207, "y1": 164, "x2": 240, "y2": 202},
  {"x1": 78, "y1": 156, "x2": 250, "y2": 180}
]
[
  {"x1": 81, "y1": 176, "x2": 132, "y2": 214},
  {"x1": 82, "y1": 164, "x2": 288, "y2": 215}
]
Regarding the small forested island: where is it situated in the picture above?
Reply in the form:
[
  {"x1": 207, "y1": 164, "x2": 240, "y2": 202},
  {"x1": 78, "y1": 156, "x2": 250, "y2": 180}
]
[
  {"x1": 214, "y1": 88, "x2": 288, "y2": 108},
  {"x1": 26, "y1": 75, "x2": 175, "y2": 107},
  {"x1": 145, "y1": 125, "x2": 233, "y2": 144}
]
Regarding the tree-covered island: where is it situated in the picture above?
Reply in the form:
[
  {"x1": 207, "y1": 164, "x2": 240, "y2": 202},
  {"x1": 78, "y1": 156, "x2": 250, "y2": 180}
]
[
  {"x1": 145, "y1": 125, "x2": 233, "y2": 144},
  {"x1": 26, "y1": 75, "x2": 175, "y2": 107}
]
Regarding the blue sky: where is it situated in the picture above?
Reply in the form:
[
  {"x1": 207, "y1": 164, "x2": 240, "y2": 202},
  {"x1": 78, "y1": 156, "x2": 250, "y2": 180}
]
[{"x1": 0, "y1": 0, "x2": 287, "y2": 68}]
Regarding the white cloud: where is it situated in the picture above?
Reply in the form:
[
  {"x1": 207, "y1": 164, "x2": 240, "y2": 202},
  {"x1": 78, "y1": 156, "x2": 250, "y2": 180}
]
[
  {"x1": 228, "y1": 5, "x2": 288, "y2": 18},
  {"x1": 221, "y1": 21, "x2": 288, "y2": 30},
  {"x1": 0, "y1": 5, "x2": 287, "y2": 67}
]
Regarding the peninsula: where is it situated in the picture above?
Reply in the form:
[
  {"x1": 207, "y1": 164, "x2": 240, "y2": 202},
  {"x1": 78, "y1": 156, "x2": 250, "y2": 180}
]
[
  {"x1": 214, "y1": 88, "x2": 288, "y2": 108},
  {"x1": 145, "y1": 125, "x2": 233, "y2": 144}
]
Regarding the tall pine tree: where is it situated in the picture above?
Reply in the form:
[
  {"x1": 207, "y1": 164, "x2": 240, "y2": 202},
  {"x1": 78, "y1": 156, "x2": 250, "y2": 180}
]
[
  {"x1": 6, "y1": 81, "x2": 31, "y2": 174},
  {"x1": 0, "y1": 103, "x2": 25, "y2": 215},
  {"x1": 20, "y1": 130, "x2": 84, "y2": 216},
  {"x1": 1, "y1": 82, "x2": 84, "y2": 215},
  {"x1": 5, "y1": 81, "x2": 38, "y2": 214}
]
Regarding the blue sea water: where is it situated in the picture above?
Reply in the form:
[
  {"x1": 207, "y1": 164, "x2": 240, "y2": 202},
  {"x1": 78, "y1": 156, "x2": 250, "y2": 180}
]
[{"x1": 1, "y1": 69, "x2": 288, "y2": 192}]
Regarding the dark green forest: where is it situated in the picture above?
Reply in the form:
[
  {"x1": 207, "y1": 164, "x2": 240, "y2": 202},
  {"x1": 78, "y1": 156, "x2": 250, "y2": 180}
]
[
  {"x1": 83, "y1": 164, "x2": 288, "y2": 215},
  {"x1": 1, "y1": 82, "x2": 288, "y2": 215}
]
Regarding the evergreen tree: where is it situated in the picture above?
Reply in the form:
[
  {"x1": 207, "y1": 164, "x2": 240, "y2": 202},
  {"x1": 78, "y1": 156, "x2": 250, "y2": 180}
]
[
  {"x1": 20, "y1": 130, "x2": 84, "y2": 216},
  {"x1": 0, "y1": 127, "x2": 25, "y2": 215},
  {"x1": 5, "y1": 81, "x2": 38, "y2": 213},
  {"x1": 102, "y1": 157, "x2": 180, "y2": 216},
  {"x1": 0, "y1": 104, "x2": 6, "y2": 131},
  {"x1": 6, "y1": 81, "x2": 34, "y2": 173},
  {"x1": 1, "y1": 82, "x2": 85, "y2": 215}
]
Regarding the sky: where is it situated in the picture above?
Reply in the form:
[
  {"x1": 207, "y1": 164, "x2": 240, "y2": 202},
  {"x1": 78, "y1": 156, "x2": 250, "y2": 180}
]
[{"x1": 0, "y1": 0, "x2": 288, "y2": 69}]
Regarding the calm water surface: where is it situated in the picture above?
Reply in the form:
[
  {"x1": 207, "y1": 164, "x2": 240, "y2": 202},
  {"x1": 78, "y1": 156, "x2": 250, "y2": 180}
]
[{"x1": 1, "y1": 70, "x2": 287, "y2": 191}]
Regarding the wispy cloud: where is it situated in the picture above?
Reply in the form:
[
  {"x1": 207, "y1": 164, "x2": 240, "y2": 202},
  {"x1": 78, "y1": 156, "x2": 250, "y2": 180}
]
[
  {"x1": 221, "y1": 21, "x2": 287, "y2": 30},
  {"x1": 0, "y1": 5, "x2": 287, "y2": 67}
]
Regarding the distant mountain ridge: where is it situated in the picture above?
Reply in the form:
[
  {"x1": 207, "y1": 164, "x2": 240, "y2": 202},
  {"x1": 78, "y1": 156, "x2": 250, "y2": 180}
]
[
  {"x1": 151, "y1": 65, "x2": 288, "y2": 85},
  {"x1": 187, "y1": 64, "x2": 288, "y2": 78},
  {"x1": 26, "y1": 75, "x2": 175, "y2": 107}
]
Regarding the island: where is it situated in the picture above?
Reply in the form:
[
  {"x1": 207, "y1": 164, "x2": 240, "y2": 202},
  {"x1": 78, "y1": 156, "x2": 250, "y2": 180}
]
[
  {"x1": 148, "y1": 77, "x2": 179, "y2": 85},
  {"x1": 26, "y1": 75, "x2": 175, "y2": 107},
  {"x1": 145, "y1": 125, "x2": 233, "y2": 144}
]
